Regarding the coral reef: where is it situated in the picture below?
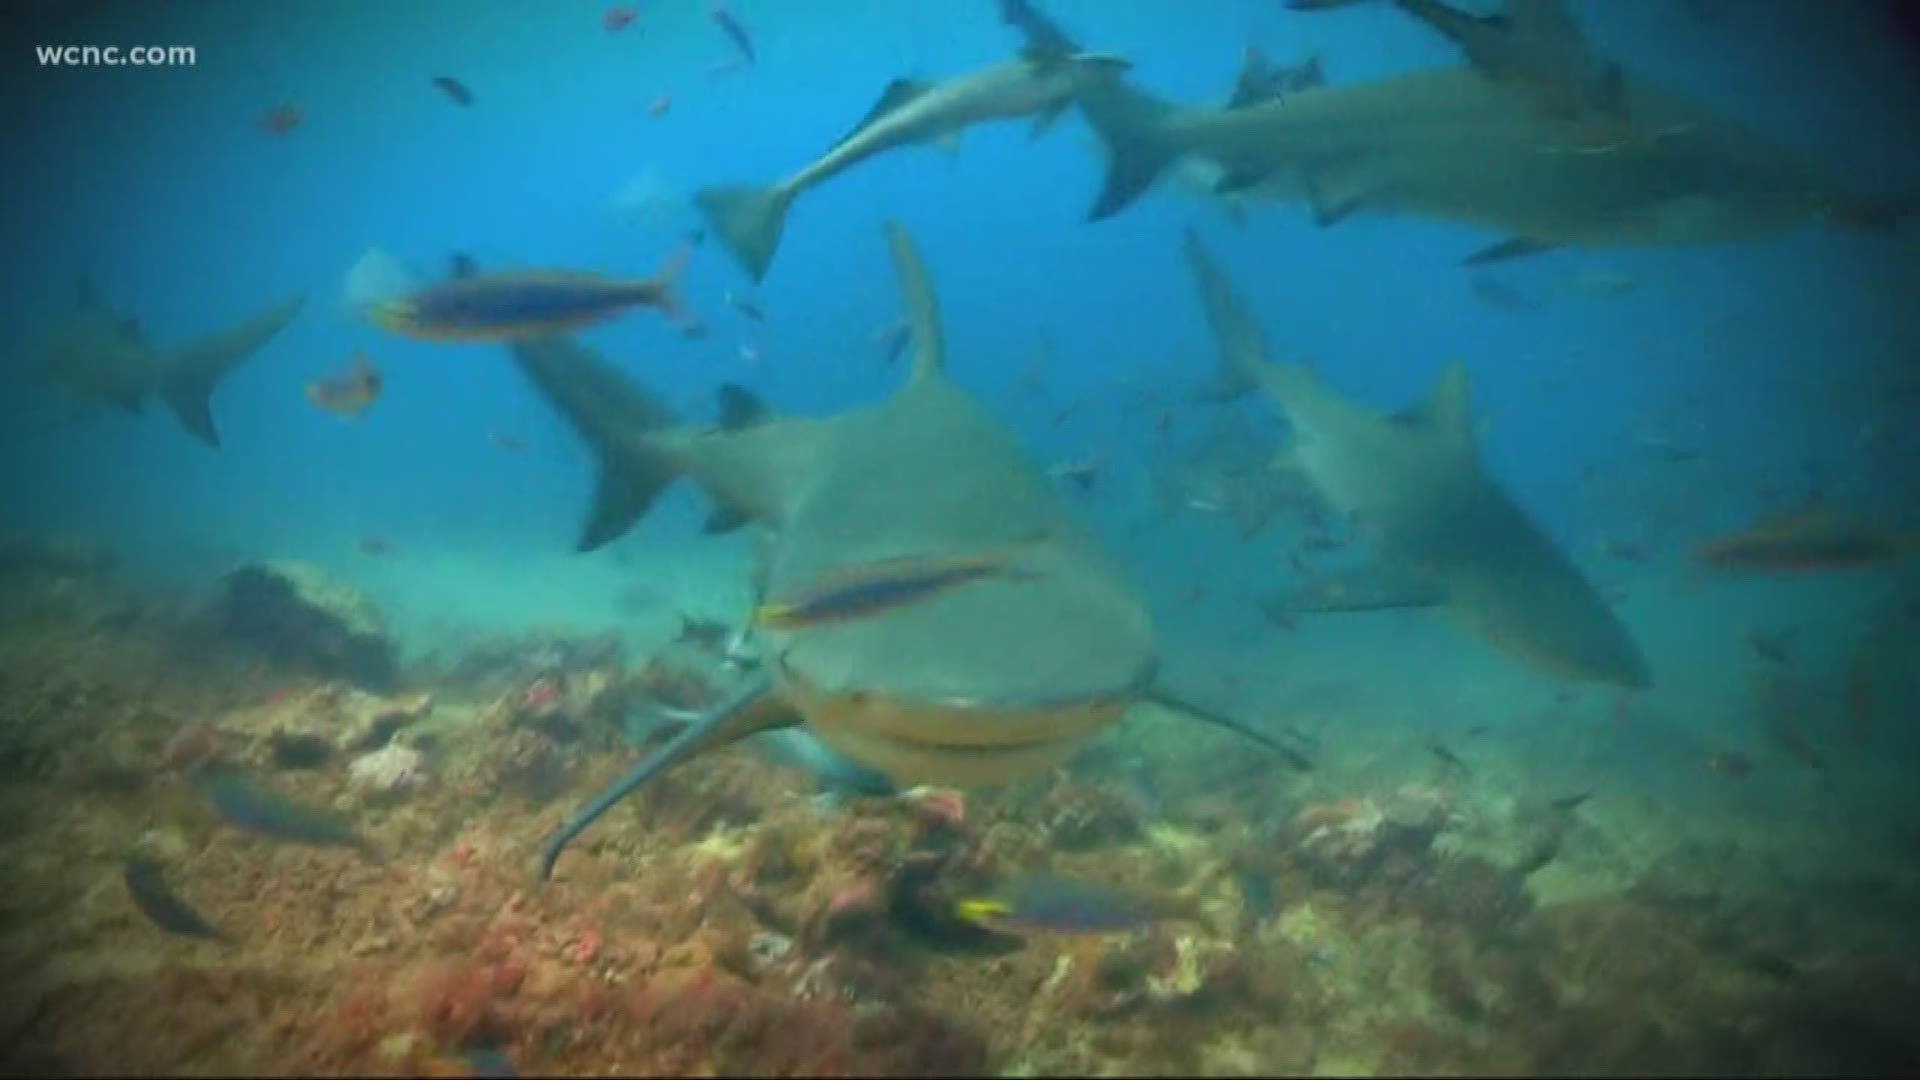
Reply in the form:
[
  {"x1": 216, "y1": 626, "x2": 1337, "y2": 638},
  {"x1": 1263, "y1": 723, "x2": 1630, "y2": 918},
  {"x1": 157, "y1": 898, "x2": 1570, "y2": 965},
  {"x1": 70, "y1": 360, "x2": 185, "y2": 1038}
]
[{"x1": 4, "y1": 549, "x2": 1920, "y2": 1077}]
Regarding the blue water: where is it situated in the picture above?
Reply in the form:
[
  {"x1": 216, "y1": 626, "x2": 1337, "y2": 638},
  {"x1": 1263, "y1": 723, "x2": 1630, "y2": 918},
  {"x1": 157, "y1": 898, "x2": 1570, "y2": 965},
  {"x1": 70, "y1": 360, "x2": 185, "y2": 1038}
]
[{"x1": 3, "y1": 3, "x2": 1919, "y2": 777}]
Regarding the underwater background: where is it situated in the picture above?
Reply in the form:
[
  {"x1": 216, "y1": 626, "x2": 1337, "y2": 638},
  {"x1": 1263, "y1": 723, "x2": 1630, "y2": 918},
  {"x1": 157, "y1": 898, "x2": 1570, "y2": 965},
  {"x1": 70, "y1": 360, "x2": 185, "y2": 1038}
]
[{"x1": 3, "y1": 0, "x2": 1920, "y2": 1075}]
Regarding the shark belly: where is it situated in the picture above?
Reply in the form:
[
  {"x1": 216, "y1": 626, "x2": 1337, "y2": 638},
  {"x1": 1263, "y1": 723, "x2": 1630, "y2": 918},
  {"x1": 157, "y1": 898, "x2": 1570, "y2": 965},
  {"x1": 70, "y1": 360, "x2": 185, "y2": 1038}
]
[
  {"x1": 783, "y1": 678, "x2": 1129, "y2": 786},
  {"x1": 1181, "y1": 68, "x2": 1835, "y2": 250}
]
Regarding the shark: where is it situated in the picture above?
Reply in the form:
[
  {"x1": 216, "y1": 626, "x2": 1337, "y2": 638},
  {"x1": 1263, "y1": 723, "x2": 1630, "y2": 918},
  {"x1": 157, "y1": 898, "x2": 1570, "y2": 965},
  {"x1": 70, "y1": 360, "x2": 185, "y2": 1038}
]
[
  {"x1": 1288, "y1": 0, "x2": 1625, "y2": 124},
  {"x1": 516, "y1": 222, "x2": 1304, "y2": 880},
  {"x1": 1004, "y1": 0, "x2": 1320, "y2": 230},
  {"x1": 696, "y1": 45, "x2": 1131, "y2": 282},
  {"x1": 1077, "y1": 58, "x2": 1917, "y2": 265},
  {"x1": 1183, "y1": 226, "x2": 1651, "y2": 689},
  {"x1": 29, "y1": 284, "x2": 305, "y2": 448}
]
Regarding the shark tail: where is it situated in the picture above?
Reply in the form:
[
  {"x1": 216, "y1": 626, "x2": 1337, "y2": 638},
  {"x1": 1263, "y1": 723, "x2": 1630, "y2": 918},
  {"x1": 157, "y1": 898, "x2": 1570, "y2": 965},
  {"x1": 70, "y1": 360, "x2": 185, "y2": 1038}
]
[
  {"x1": 158, "y1": 296, "x2": 305, "y2": 448},
  {"x1": 1079, "y1": 82, "x2": 1185, "y2": 221},
  {"x1": 507, "y1": 336, "x2": 683, "y2": 551},
  {"x1": 694, "y1": 183, "x2": 795, "y2": 283}
]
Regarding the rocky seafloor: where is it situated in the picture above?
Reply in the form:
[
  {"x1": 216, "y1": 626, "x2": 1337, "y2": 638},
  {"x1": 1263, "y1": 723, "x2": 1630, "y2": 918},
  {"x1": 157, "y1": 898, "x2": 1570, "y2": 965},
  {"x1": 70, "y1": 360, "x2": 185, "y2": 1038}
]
[{"x1": 2, "y1": 538, "x2": 1919, "y2": 1077}]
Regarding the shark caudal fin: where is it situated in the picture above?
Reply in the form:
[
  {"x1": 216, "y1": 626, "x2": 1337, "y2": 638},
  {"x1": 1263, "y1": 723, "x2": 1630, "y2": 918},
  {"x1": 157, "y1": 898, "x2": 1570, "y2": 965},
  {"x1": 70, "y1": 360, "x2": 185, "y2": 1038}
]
[
  {"x1": 1078, "y1": 81, "x2": 1186, "y2": 221},
  {"x1": 883, "y1": 221, "x2": 947, "y2": 382},
  {"x1": 694, "y1": 184, "x2": 794, "y2": 283},
  {"x1": 507, "y1": 336, "x2": 683, "y2": 551},
  {"x1": 158, "y1": 296, "x2": 305, "y2": 448}
]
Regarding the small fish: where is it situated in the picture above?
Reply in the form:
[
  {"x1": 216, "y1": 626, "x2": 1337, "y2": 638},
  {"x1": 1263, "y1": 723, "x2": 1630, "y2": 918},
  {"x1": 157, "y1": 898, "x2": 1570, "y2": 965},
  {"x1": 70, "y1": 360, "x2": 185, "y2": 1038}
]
[
  {"x1": 486, "y1": 430, "x2": 527, "y2": 453},
  {"x1": 649, "y1": 93, "x2": 672, "y2": 118},
  {"x1": 955, "y1": 875, "x2": 1168, "y2": 935},
  {"x1": 367, "y1": 248, "x2": 689, "y2": 342},
  {"x1": 1745, "y1": 625, "x2": 1798, "y2": 667},
  {"x1": 1427, "y1": 741, "x2": 1469, "y2": 773},
  {"x1": 259, "y1": 103, "x2": 301, "y2": 136},
  {"x1": 1705, "y1": 750, "x2": 1753, "y2": 779},
  {"x1": 306, "y1": 353, "x2": 383, "y2": 419},
  {"x1": 359, "y1": 535, "x2": 397, "y2": 558},
  {"x1": 124, "y1": 857, "x2": 226, "y2": 942},
  {"x1": 1766, "y1": 713, "x2": 1827, "y2": 775},
  {"x1": 675, "y1": 614, "x2": 734, "y2": 652},
  {"x1": 737, "y1": 343, "x2": 761, "y2": 366},
  {"x1": 710, "y1": 4, "x2": 755, "y2": 65},
  {"x1": 1695, "y1": 506, "x2": 1920, "y2": 572},
  {"x1": 724, "y1": 289, "x2": 766, "y2": 322},
  {"x1": 431, "y1": 76, "x2": 473, "y2": 107},
  {"x1": 603, "y1": 5, "x2": 637, "y2": 32},
  {"x1": 1046, "y1": 456, "x2": 1103, "y2": 493},
  {"x1": 755, "y1": 544, "x2": 1047, "y2": 631},
  {"x1": 192, "y1": 766, "x2": 379, "y2": 858}
]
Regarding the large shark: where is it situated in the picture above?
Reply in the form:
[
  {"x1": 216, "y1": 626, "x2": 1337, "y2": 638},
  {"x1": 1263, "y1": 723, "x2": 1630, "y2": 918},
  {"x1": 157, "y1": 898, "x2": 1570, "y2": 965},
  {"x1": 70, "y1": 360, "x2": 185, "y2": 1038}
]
[
  {"x1": 697, "y1": 46, "x2": 1130, "y2": 282},
  {"x1": 1079, "y1": 60, "x2": 1916, "y2": 264},
  {"x1": 1289, "y1": 0, "x2": 1625, "y2": 123},
  {"x1": 1183, "y1": 227, "x2": 1651, "y2": 689},
  {"x1": 29, "y1": 285, "x2": 304, "y2": 448},
  {"x1": 518, "y1": 222, "x2": 1302, "y2": 880}
]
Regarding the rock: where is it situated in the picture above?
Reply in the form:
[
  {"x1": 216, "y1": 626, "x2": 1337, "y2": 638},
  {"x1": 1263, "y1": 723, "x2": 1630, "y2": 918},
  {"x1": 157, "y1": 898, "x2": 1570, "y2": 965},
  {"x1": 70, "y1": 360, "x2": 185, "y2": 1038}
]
[
  {"x1": 217, "y1": 561, "x2": 397, "y2": 687},
  {"x1": 347, "y1": 743, "x2": 430, "y2": 803},
  {"x1": 336, "y1": 689, "x2": 433, "y2": 753}
]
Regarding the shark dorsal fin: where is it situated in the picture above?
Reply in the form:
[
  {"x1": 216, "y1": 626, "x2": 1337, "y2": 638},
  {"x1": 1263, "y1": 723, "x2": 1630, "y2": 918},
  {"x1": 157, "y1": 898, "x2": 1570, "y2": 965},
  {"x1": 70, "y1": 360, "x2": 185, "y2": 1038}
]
[
  {"x1": 1227, "y1": 45, "x2": 1278, "y2": 109},
  {"x1": 884, "y1": 221, "x2": 947, "y2": 383},
  {"x1": 833, "y1": 78, "x2": 933, "y2": 151},
  {"x1": 716, "y1": 382, "x2": 772, "y2": 430}
]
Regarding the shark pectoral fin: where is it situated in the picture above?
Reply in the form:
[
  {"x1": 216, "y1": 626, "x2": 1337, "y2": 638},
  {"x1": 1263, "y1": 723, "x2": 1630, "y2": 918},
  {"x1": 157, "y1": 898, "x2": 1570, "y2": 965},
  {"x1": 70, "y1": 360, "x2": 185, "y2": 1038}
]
[
  {"x1": 538, "y1": 675, "x2": 791, "y2": 882},
  {"x1": 1146, "y1": 685, "x2": 1315, "y2": 772},
  {"x1": 1462, "y1": 236, "x2": 1562, "y2": 266},
  {"x1": 1301, "y1": 167, "x2": 1380, "y2": 227},
  {"x1": 1028, "y1": 101, "x2": 1070, "y2": 140},
  {"x1": 159, "y1": 295, "x2": 306, "y2": 449},
  {"x1": 701, "y1": 504, "x2": 750, "y2": 535},
  {"x1": 1214, "y1": 166, "x2": 1273, "y2": 196},
  {"x1": 716, "y1": 382, "x2": 772, "y2": 430}
]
